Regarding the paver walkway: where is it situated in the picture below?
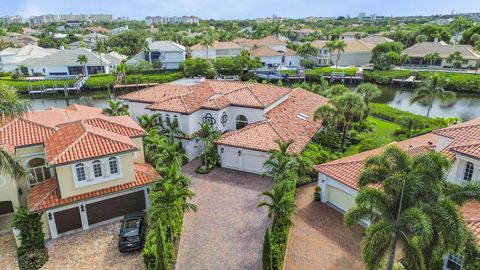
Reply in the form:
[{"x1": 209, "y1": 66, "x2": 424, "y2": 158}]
[
  {"x1": 284, "y1": 183, "x2": 364, "y2": 270},
  {"x1": 0, "y1": 232, "x2": 18, "y2": 270},
  {"x1": 176, "y1": 160, "x2": 273, "y2": 270}
]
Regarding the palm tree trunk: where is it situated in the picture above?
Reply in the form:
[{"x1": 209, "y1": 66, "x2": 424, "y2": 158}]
[
  {"x1": 341, "y1": 122, "x2": 348, "y2": 151},
  {"x1": 386, "y1": 234, "x2": 398, "y2": 270},
  {"x1": 335, "y1": 51, "x2": 340, "y2": 69},
  {"x1": 426, "y1": 103, "x2": 432, "y2": 119}
]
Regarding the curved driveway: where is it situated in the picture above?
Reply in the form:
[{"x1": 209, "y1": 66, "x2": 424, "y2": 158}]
[{"x1": 176, "y1": 161, "x2": 273, "y2": 270}]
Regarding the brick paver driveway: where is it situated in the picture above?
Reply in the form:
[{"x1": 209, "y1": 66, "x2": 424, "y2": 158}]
[
  {"x1": 284, "y1": 183, "x2": 364, "y2": 270},
  {"x1": 0, "y1": 232, "x2": 18, "y2": 270},
  {"x1": 176, "y1": 160, "x2": 273, "y2": 270}
]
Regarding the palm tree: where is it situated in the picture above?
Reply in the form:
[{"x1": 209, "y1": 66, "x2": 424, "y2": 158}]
[
  {"x1": 271, "y1": 22, "x2": 283, "y2": 39},
  {"x1": 423, "y1": 52, "x2": 441, "y2": 71},
  {"x1": 142, "y1": 40, "x2": 152, "y2": 64},
  {"x1": 409, "y1": 74, "x2": 456, "y2": 119},
  {"x1": 450, "y1": 16, "x2": 472, "y2": 44},
  {"x1": 327, "y1": 40, "x2": 346, "y2": 69},
  {"x1": 348, "y1": 147, "x2": 480, "y2": 270},
  {"x1": 196, "y1": 122, "x2": 220, "y2": 170},
  {"x1": 76, "y1": 54, "x2": 88, "y2": 76},
  {"x1": 137, "y1": 113, "x2": 164, "y2": 133},
  {"x1": 324, "y1": 40, "x2": 336, "y2": 65},
  {"x1": 163, "y1": 117, "x2": 184, "y2": 144},
  {"x1": 415, "y1": 34, "x2": 428, "y2": 44},
  {"x1": 258, "y1": 181, "x2": 296, "y2": 228},
  {"x1": 199, "y1": 32, "x2": 214, "y2": 59},
  {"x1": 93, "y1": 38, "x2": 107, "y2": 72},
  {"x1": 314, "y1": 92, "x2": 366, "y2": 151},
  {"x1": 103, "y1": 99, "x2": 130, "y2": 116},
  {"x1": 474, "y1": 42, "x2": 480, "y2": 74},
  {"x1": 296, "y1": 42, "x2": 317, "y2": 59},
  {"x1": 446, "y1": 51, "x2": 464, "y2": 69},
  {"x1": 355, "y1": 83, "x2": 382, "y2": 117},
  {"x1": 399, "y1": 53, "x2": 410, "y2": 66},
  {"x1": 0, "y1": 84, "x2": 30, "y2": 179},
  {"x1": 263, "y1": 139, "x2": 298, "y2": 183},
  {"x1": 397, "y1": 116, "x2": 423, "y2": 139}
]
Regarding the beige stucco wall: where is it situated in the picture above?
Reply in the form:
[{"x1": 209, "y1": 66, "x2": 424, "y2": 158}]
[
  {"x1": 40, "y1": 212, "x2": 51, "y2": 239},
  {"x1": 133, "y1": 137, "x2": 145, "y2": 163},
  {"x1": 0, "y1": 173, "x2": 20, "y2": 209},
  {"x1": 15, "y1": 144, "x2": 45, "y2": 158},
  {"x1": 56, "y1": 153, "x2": 136, "y2": 198}
]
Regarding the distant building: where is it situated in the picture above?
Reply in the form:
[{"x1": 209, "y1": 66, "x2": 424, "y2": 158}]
[
  {"x1": 111, "y1": 25, "x2": 129, "y2": 35},
  {"x1": 304, "y1": 16, "x2": 334, "y2": 22},
  {"x1": 402, "y1": 41, "x2": 480, "y2": 68},
  {"x1": 0, "y1": 45, "x2": 56, "y2": 73},
  {"x1": 145, "y1": 16, "x2": 200, "y2": 25},
  {"x1": 340, "y1": 32, "x2": 361, "y2": 40},
  {"x1": 0, "y1": 15, "x2": 23, "y2": 24},
  {"x1": 310, "y1": 39, "x2": 376, "y2": 67},
  {"x1": 295, "y1": 28, "x2": 318, "y2": 41},
  {"x1": 0, "y1": 33, "x2": 40, "y2": 47},
  {"x1": 69, "y1": 33, "x2": 109, "y2": 50},
  {"x1": 126, "y1": 40, "x2": 186, "y2": 70},
  {"x1": 28, "y1": 14, "x2": 113, "y2": 25},
  {"x1": 358, "y1": 13, "x2": 385, "y2": 21}
]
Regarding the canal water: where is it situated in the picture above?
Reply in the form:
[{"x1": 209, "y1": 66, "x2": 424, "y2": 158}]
[{"x1": 24, "y1": 85, "x2": 480, "y2": 121}]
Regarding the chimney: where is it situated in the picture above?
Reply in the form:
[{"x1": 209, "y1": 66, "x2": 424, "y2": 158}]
[
  {"x1": 434, "y1": 37, "x2": 439, "y2": 43},
  {"x1": 59, "y1": 45, "x2": 65, "y2": 50},
  {"x1": 146, "y1": 37, "x2": 153, "y2": 45}
]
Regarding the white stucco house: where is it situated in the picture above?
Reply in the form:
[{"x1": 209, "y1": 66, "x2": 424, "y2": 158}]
[
  {"x1": 0, "y1": 45, "x2": 57, "y2": 73},
  {"x1": 310, "y1": 39, "x2": 376, "y2": 67},
  {"x1": 119, "y1": 79, "x2": 328, "y2": 174},
  {"x1": 316, "y1": 118, "x2": 480, "y2": 270},
  {"x1": 126, "y1": 40, "x2": 186, "y2": 70},
  {"x1": 24, "y1": 47, "x2": 124, "y2": 76}
]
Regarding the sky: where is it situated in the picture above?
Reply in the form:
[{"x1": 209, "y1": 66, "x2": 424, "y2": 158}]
[{"x1": 2, "y1": 0, "x2": 480, "y2": 20}]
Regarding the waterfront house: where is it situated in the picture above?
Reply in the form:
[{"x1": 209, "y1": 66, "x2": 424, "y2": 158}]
[
  {"x1": 127, "y1": 40, "x2": 186, "y2": 70},
  {"x1": 0, "y1": 44, "x2": 57, "y2": 73},
  {"x1": 310, "y1": 39, "x2": 375, "y2": 66},
  {"x1": 403, "y1": 41, "x2": 480, "y2": 68}
]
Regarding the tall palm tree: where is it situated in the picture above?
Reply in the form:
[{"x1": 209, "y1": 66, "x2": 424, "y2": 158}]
[
  {"x1": 450, "y1": 16, "x2": 472, "y2": 44},
  {"x1": 142, "y1": 40, "x2": 152, "y2": 64},
  {"x1": 263, "y1": 139, "x2": 298, "y2": 183},
  {"x1": 314, "y1": 92, "x2": 366, "y2": 151},
  {"x1": 163, "y1": 117, "x2": 184, "y2": 144},
  {"x1": 296, "y1": 42, "x2": 317, "y2": 58},
  {"x1": 409, "y1": 74, "x2": 456, "y2": 119},
  {"x1": 0, "y1": 84, "x2": 30, "y2": 178},
  {"x1": 76, "y1": 54, "x2": 88, "y2": 76},
  {"x1": 474, "y1": 42, "x2": 480, "y2": 74},
  {"x1": 103, "y1": 99, "x2": 130, "y2": 116},
  {"x1": 328, "y1": 39, "x2": 346, "y2": 69},
  {"x1": 355, "y1": 83, "x2": 382, "y2": 117},
  {"x1": 446, "y1": 51, "x2": 464, "y2": 69},
  {"x1": 397, "y1": 116, "x2": 423, "y2": 139},
  {"x1": 258, "y1": 181, "x2": 296, "y2": 228},
  {"x1": 137, "y1": 113, "x2": 164, "y2": 133},
  {"x1": 93, "y1": 38, "x2": 107, "y2": 73},
  {"x1": 271, "y1": 22, "x2": 283, "y2": 39},
  {"x1": 324, "y1": 40, "x2": 336, "y2": 65},
  {"x1": 424, "y1": 52, "x2": 441, "y2": 72},
  {"x1": 199, "y1": 32, "x2": 214, "y2": 59},
  {"x1": 196, "y1": 122, "x2": 220, "y2": 169}
]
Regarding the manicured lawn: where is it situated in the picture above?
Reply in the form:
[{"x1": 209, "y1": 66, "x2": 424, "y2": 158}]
[
  {"x1": 343, "y1": 117, "x2": 400, "y2": 156},
  {"x1": 306, "y1": 67, "x2": 358, "y2": 77}
]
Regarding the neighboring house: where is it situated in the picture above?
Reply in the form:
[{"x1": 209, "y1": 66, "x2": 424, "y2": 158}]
[
  {"x1": 359, "y1": 35, "x2": 393, "y2": 46},
  {"x1": 295, "y1": 28, "x2": 317, "y2": 41},
  {"x1": 120, "y1": 79, "x2": 328, "y2": 174},
  {"x1": 25, "y1": 47, "x2": 124, "y2": 76},
  {"x1": 310, "y1": 39, "x2": 376, "y2": 67},
  {"x1": 0, "y1": 44, "x2": 57, "y2": 72},
  {"x1": 315, "y1": 118, "x2": 480, "y2": 270},
  {"x1": 403, "y1": 41, "x2": 480, "y2": 68},
  {"x1": 0, "y1": 33, "x2": 39, "y2": 47},
  {"x1": 111, "y1": 25, "x2": 129, "y2": 35},
  {"x1": 0, "y1": 104, "x2": 158, "y2": 238},
  {"x1": 69, "y1": 33, "x2": 109, "y2": 50},
  {"x1": 339, "y1": 32, "x2": 360, "y2": 40},
  {"x1": 126, "y1": 40, "x2": 186, "y2": 70},
  {"x1": 190, "y1": 41, "x2": 243, "y2": 59},
  {"x1": 83, "y1": 26, "x2": 112, "y2": 35}
]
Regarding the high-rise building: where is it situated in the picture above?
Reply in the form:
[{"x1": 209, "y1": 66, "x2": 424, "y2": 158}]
[
  {"x1": 145, "y1": 16, "x2": 200, "y2": 25},
  {"x1": 0, "y1": 15, "x2": 23, "y2": 24}
]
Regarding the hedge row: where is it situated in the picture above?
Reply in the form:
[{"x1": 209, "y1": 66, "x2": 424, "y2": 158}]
[
  {"x1": 363, "y1": 70, "x2": 412, "y2": 84},
  {"x1": 84, "y1": 74, "x2": 116, "y2": 90},
  {"x1": 123, "y1": 72, "x2": 184, "y2": 84},
  {"x1": 306, "y1": 67, "x2": 358, "y2": 77},
  {"x1": 418, "y1": 72, "x2": 480, "y2": 93}
]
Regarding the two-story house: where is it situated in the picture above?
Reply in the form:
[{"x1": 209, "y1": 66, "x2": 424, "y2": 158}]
[
  {"x1": 310, "y1": 39, "x2": 376, "y2": 67},
  {"x1": 190, "y1": 41, "x2": 243, "y2": 59},
  {"x1": 126, "y1": 40, "x2": 186, "y2": 70},
  {"x1": 119, "y1": 79, "x2": 328, "y2": 175},
  {"x1": 0, "y1": 104, "x2": 159, "y2": 238},
  {"x1": 315, "y1": 118, "x2": 480, "y2": 270}
]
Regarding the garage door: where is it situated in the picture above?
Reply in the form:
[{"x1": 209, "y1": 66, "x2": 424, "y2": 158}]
[
  {"x1": 222, "y1": 149, "x2": 239, "y2": 170},
  {"x1": 0, "y1": 201, "x2": 14, "y2": 215},
  {"x1": 86, "y1": 191, "x2": 146, "y2": 225},
  {"x1": 327, "y1": 186, "x2": 356, "y2": 213},
  {"x1": 243, "y1": 152, "x2": 267, "y2": 174},
  {"x1": 54, "y1": 207, "x2": 82, "y2": 234}
]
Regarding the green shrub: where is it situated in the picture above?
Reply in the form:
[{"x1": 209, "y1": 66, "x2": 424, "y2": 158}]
[
  {"x1": 305, "y1": 67, "x2": 358, "y2": 79},
  {"x1": 13, "y1": 208, "x2": 45, "y2": 251},
  {"x1": 84, "y1": 74, "x2": 116, "y2": 90},
  {"x1": 18, "y1": 248, "x2": 49, "y2": 270},
  {"x1": 314, "y1": 186, "x2": 321, "y2": 201},
  {"x1": 0, "y1": 78, "x2": 77, "y2": 91},
  {"x1": 302, "y1": 143, "x2": 337, "y2": 164},
  {"x1": 262, "y1": 229, "x2": 273, "y2": 270},
  {"x1": 124, "y1": 72, "x2": 184, "y2": 84},
  {"x1": 363, "y1": 70, "x2": 412, "y2": 84},
  {"x1": 418, "y1": 72, "x2": 480, "y2": 93}
]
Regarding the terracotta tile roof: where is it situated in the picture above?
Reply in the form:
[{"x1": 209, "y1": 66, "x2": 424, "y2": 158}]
[
  {"x1": 461, "y1": 201, "x2": 480, "y2": 241},
  {"x1": 120, "y1": 80, "x2": 291, "y2": 114},
  {"x1": 451, "y1": 140, "x2": 480, "y2": 159},
  {"x1": 234, "y1": 36, "x2": 285, "y2": 48},
  {"x1": 44, "y1": 121, "x2": 138, "y2": 165},
  {"x1": 0, "y1": 104, "x2": 145, "y2": 164},
  {"x1": 315, "y1": 133, "x2": 437, "y2": 190},
  {"x1": 216, "y1": 88, "x2": 328, "y2": 153},
  {"x1": 28, "y1": 163, "x2": 159, "y2": 213},
  {"x1": 433, "y1": 118, "x2": 480, "y2": 160}
]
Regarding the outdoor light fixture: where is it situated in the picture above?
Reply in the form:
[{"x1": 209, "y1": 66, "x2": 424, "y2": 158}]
[
  {"x1": 195, "y1": 138, "x2": 199, "y2": 143},
  {"x1": 147, "y1": 187, "x2": 150, "y2": 194},
  {"x1": 48, "y1": 212, "x2": 53, "y2": 220},
  {"x1": 80, "y1": 205, "x2": 85, "y2": 212},
  {"x1": 221, "y1": 147, "x2": 224, "y2": 153},
  {"x1": 238, "y1": 150, "x2": 241, "y2": 156}
]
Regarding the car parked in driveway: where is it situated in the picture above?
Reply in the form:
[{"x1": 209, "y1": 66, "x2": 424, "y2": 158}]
[{"x1": 118, "y1": 211, "x2": 147, "y2": 252}]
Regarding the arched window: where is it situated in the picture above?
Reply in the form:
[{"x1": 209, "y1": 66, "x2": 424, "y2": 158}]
[
  {"x1": 93, "y1": 160, "x2": 103, "y2": 178},
  {"x1": 464, "y1": 162, "x2": 474, "y2": 182},
  {"x1": 28, "y1": 157, "x2": 51, "y2": 185},
  {"x1": 76, "y1": 163, "x2": 86, "y2": 181},
  {"x1": 109, "y1": 157, "x2": 119, "y2": 174},
  {"x1": 236, "y1": 115, "x2": 248, "y2": 129}
]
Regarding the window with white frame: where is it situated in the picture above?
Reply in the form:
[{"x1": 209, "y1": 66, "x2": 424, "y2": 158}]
[
  {"x1": 446, "y1": 254, "x2": 462, "y2": 270},
  {"x1": 109, "y1": 157, "x2": 119, "y2": 174},
  {"x1": 93, "y1": 160, "x2": 102, "y2": 177},
  {"x1": 464, "y1": 162, "x2": 474, "y2": 182},
  {"x1": 76, "y1": 163, "x2": 86, "y2": 181}
]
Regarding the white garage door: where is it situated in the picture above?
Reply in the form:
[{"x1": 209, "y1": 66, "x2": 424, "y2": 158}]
[
  {"x1": 327, "y1": 186, "x2": 356, "y2": 213},
  {"x1": 222, "y1": 149, "x2": 239, "y2": 170},
  {"x1": 242, "y1": 152, "x2": 267, "y2": 174}
]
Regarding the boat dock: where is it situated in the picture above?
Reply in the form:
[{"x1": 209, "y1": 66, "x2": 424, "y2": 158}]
[
  {"x1": 391, "y1": 76, "x2": 422, "y2": 87},
  {"x1": 113, "y1": 82, "x2": 159, "y2": 90},
  {"x1": 28, "y1": 76, "x2": 89, "y2": 95}
]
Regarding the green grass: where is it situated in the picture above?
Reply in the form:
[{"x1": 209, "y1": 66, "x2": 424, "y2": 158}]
[
  {"x1": 84, "y1": 74, "x2": 116, "y2": 90},
  {"x1": 123, "y1": 72, "x2": 184, "y2": 84},
  {"x1": 306, "y1": 67, "x2": 358, "y2": 77}
]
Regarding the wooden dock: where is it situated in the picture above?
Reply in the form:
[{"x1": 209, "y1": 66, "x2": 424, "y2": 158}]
[
  {"x1": 391, "y1": 76, "x2": 422, "y2": 87},
  {"x1": 28, "y1": 76, "x2": 88, "y2": 95},
  {"x1": 113, "y1": 82, "x2": 159, "y2": 89}
]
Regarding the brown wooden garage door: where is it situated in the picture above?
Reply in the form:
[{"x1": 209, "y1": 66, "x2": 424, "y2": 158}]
[
  {"x1": 86, "y1": 191, "x2": 146, "y2": 225},
  {"x1": 54, "y1": 207, "x2": 82, "y2": 234}
]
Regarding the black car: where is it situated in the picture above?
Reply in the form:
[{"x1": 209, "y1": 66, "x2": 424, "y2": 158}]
[{"x1": 118, "y1": 211, "x2": 147, "y2": 252}]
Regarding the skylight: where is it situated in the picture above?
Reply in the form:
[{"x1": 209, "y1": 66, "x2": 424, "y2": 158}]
[{"x1": 297, "y1": 113, "x2": 309, "y2": 121}]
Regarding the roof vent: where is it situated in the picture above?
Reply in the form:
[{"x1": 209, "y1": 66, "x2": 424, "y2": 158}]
[{"x1": 297, "y1": 113, "x2": 309, "y2": 121}]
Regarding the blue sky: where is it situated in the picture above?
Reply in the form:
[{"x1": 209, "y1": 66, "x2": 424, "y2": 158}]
[{"x1": 2, "y1": 0, "x2": 480, "y2": 19}]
